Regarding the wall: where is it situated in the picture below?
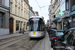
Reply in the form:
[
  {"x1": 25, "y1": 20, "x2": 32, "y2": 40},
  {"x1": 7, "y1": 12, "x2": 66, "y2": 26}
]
[
  {"x1": 0, "y1": 0, "x2": 9, "y2": 35},
  {"x1": 0, "y1": 29, "x2": 9, "y2": 35}
]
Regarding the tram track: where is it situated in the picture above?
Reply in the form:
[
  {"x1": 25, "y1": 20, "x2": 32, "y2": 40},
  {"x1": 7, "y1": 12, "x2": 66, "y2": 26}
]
[
  {"x1": 0, "y1": 38, "x2": 40, "y2": 50},
  {"x1": 0, "y1": 34, "x2": 29, "y2": 49},
  {"x1": 17, "y1": 40, "x2": 39, "y2": 50},
  {"x1": 0, "y1": 33, "x2": 43, "y2": 50},
  {"x1": 0, "y1": 34, "x2": 28, "y2": 45}
]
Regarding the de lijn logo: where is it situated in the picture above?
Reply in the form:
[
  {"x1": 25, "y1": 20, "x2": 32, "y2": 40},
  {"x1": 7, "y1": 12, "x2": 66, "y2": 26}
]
[{"x1": 59, "y1": 11, "x2": 64, "y2": 16}]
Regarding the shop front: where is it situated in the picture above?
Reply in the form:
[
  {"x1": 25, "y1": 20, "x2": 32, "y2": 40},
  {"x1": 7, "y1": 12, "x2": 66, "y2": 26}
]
[
  {"x1": 62, "y1": 18, "x2": 70, "y2": 30},
  {"x1": 70, "y1": 5, "x2": 75, "y2": 28}
]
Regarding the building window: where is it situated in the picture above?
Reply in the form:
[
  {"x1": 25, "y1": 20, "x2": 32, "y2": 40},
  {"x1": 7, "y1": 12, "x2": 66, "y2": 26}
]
[
  {"x1": 15, "y1": 6, "x2": 17, "y2": 15},
  {"x1": 54, "y1": 15, "x2": 56, "y2": 18},
  {"x1": 24, "y1": 4, "x2": 25, "y2": 9},
  {"x1": 21, "y1": 1, "x2": 23, "y2": 6},
  {"x1": 18, "y1": 8, "x2": 20, "y2": 16},
  {"x1": 0, "y1": 13, "x2": 3, "y2": 28},
  {"x1": 24, "y1": 11, "x2": 25, "y2": 17},
  {"x1": 18, "y1": 0, "x2": 20, "y2": 4},
  {"x1": 66, "y1": 0, "x2": 69, "y2": 10},
  {"x1": 10, "y1": 2, "x2": 12, "y2": 13},
  {"x1": 21, "y1": 10, "x2": 22, "y2": 17}
]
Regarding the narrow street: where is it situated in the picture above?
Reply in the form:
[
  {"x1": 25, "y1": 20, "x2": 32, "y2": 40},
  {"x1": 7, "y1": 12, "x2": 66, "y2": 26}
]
[{"x1": 0, "y1": 32, "x2": 53, "y2": 50}]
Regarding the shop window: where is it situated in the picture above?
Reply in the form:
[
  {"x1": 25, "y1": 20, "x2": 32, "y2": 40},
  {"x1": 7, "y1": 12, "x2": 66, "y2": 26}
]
[{"x1": 16, "y1": 21, "x2": 19, "y2": 31}]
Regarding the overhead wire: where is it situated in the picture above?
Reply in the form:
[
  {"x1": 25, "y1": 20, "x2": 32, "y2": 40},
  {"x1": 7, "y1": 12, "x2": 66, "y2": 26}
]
[
  {"x1": 34, "y1": 0, "x2": 41, "y2": 8},
  {"x1": 34, "y1": 0, "x2": 42, "y2": 16}
]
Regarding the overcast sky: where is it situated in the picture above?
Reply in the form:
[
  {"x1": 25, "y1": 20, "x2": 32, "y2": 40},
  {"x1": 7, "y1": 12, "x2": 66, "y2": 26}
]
[{"x1": 29, "y1": 0, "x2": 50, "y2": 23}]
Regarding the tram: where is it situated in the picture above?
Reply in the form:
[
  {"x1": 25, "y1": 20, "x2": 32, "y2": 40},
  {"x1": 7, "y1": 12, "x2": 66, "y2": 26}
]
[{"x1": 29, "y1": 16, "x2": 46, "y2": 39}]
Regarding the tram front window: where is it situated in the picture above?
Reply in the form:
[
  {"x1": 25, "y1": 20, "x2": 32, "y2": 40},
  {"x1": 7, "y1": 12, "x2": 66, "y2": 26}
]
[{"x1": 29, "y1": 19, "x2": 44, "y2": 31}]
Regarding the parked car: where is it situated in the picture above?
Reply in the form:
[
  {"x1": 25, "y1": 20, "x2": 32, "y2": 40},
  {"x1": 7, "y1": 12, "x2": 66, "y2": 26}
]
[
  {"x1": 54, "y1": 28, "x2": 75, "y2": 50},
  {"x1": 47, "y1": 28, "x2": 57, "y2": 37},
  {"x1": 49, "y1": 29, "x2": 64, "y2": 48}
]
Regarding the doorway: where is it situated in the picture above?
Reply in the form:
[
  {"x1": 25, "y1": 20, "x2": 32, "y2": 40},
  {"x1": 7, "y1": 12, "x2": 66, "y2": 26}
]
[{"x1": 9, "y1": 18, "x2": 13, "y2": 34}]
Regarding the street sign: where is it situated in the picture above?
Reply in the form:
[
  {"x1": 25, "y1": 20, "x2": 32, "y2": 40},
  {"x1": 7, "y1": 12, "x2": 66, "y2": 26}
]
[
  {"x1": 69, "y1": 20, "x2": 72, "y2": 23},
  {"x1": 59, "y1": 11, "x2": 64, "y2": 16}
]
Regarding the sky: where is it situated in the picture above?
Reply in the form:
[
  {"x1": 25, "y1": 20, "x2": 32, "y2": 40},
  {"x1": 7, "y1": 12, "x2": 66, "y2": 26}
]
[{"x1": 29, "y1": 0, "x2": 50, "y2": 24}]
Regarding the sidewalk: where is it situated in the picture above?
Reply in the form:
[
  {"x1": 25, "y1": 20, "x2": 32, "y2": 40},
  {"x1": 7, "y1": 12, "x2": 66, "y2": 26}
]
[{"x1": 0, "y1": 31, "x2": 29, "y2": 39}]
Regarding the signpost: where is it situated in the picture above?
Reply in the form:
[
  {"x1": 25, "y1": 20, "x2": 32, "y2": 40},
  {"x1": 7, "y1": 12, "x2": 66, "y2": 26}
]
[
  {"x1": 69, "y1": 20, "x2": 72, "y2": 23},
  {"x1": 59, "y1": 11, "x2": 64, "y2": 16}
]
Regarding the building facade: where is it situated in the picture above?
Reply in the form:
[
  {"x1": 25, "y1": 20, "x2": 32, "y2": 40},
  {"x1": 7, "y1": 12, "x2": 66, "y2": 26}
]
[
  {"x1": 49, "y1": 0, "x2": 60, "y2": 28},
  {"x1": 70, "y1": 0, "x2": 75, "y2": 28},
  {"x1": 60, "y1": 0, "x2": 70, "y2": 30},
  {"x1": 49, "y1": 0, "x2": 70, "y2": 30},
  {"x1": 0, "y1": 0, "x2": 9, "y2": 35},
  {"x1": 29, "y1": 7, "x2": 35, "y2": 17},
  {"x1": 10, "y1": 0, "x2": 30, "y2": 33}
]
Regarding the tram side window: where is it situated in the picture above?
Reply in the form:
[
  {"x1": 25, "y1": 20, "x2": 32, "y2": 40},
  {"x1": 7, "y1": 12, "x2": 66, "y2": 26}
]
[
  {"x1": 38, "y1": 19, "x2": 45, "y2": 31},
  {"x1": 41, "y1": 22, "x2": 45, "y2": 31},
  {"x1": 29, "y1": 21, "x2": 33, "y2": 31}
]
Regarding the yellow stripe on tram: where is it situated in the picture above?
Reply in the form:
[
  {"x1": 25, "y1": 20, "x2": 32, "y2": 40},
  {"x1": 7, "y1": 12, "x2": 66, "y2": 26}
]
[{"x1": 33, "y1": 31, "x2": 36, "y2": 35}]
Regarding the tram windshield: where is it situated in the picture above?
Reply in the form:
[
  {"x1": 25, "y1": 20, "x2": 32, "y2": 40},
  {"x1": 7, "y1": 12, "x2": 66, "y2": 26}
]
[{"x1": 29, "y1": 18, "x2": 45, "y2": 31}]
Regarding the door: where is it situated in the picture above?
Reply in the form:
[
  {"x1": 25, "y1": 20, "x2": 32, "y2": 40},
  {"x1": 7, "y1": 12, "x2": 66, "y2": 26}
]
[{"x1": 9, "y1": 18, "x2": 13, "y2": 34}]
